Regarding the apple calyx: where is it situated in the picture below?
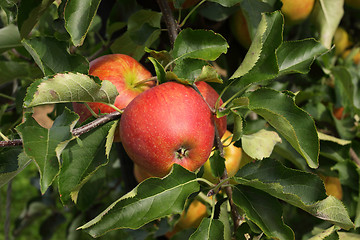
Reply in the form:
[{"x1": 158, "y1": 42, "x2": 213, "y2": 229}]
[{"x1": 175, "y1": 147, "x2": 190, "y2": 160}]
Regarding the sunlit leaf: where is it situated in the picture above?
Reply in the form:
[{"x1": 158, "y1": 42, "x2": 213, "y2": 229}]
[
  {"x1": 79, "y1": 164, "x2": 200, "y2": 238},
  {"x1": 233, "y1": 185, "x2": 295, "y2": 240},
  {"x1": 172, "y1": 28, "x2": 229, "y2": 61},
  {"x1": 233, "y1": 159, "x2": 354, "y2": 230},
  {"x1": 312, "y1": 0, "x2": 344, "y2": 49},
  {"x1": 22, "y1": 37, "x2": 89, "y2": 76},
  {"x1": 23, "y1": 72, "x2": 118, "y2": 108},
  {"x1": 16, "y1": 108, "x2": 78, "y2": 193},
  {"x1": 64, "y1": 0, "x2": 101, "y2": 46},
  {"x1": 241, "y1": 129, "x2": 282, "y2": 160}
]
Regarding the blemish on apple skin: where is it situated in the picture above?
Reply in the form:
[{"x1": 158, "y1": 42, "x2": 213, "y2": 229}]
[{"x1": 49, "y1": 90, "x2": 58, "y2": 99}]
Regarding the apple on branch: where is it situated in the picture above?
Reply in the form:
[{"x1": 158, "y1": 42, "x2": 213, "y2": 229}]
[
  {"x1": 72, "y1": 54, "x2": 155, "y2": 141},
  {"x1": 120, "y1": 81, "x2": 226, "y2": 178}
]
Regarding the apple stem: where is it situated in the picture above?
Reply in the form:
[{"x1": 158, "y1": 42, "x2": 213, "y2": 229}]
[{"x1": 132, "y1": 76, "x2": 158, "y2": 88}]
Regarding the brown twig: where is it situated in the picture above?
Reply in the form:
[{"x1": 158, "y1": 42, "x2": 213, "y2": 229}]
[
  {"x1": 156, "y1": 0, "x2": 179, "y2": 47},
  {"x1": 350, "y1": 148, "x2": 360, "y2": 167},
  {"x1": 222, "y1": 171, "x2": 242, "y2": 232},
  {"x1": 0, "y1": 111, "x2": 122, "y2": 147}
]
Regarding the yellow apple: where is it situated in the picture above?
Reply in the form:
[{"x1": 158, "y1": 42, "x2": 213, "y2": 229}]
[
  {"x1": 322, "y1": 176, "x2": 343, "y2": 200},
  {"x1": 281, "y1": 0, "x2": 315, "y2": 24},
  {"x1": 202, "y1": 130, "x2": 246, "y2": 183},
  {"x1": 333, "y1": 27, "x2": 352, "y2": 55},
  {"x1": 230, "y1": 9, "x2": 252, "y2": 49},
  {"x1": 165, "y1": 199, "x2": 208, "y2": 238},
  {"x1": 342, "y1": 48, "x2": 360, "y2": 65}
]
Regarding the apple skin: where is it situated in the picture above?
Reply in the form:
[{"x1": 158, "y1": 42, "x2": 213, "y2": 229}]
[
  {"x1": 281, "y1": 0, "x2": 315, "y2": 24},
  {"x1": 321, "y1": 175, "x2": 343, "y2": 200},
  {"x1": 120, "y1": 81, "x2": 216, "y2": 177},
  {"x1": 72, "y1": 54, "x2": 154, "y2": 123},
  {"x1": 202, "y1": 130, "x2": 244, "y2": 183},
  {"x1": 133, "y1": 164, "x2": 154, "y2": 183},
  {"x1": 229, "y1": 9, "x2": 252, "y2": 49},
  {"x1": 334, "y1": 27, "x2": 352, "y2": 56},
  {"x1": 195, "y1": 81, "x2": 227, "y2": 138}
]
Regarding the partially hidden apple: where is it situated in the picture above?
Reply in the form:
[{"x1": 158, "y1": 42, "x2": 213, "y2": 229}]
[
  {"x1": 321, "y1": 175, "x2": 343, "y2": 200},
  {"x1": 281, "y1": 0, "x2": 315, "y2": 25},
  {"x1": 72, "y1": 54, "x2": 154, "y2": 123},
  {"x1": 165, "y1": 199, "x2": 208, "y2": 239},
  {"x1": 120, "y1": 81, "x2": 217, "y2": 177},
  {"x1": 229, "y1": 8, "x2": 252, "y2": 49},
  {"x1": 202, "y1": 130, "x2": 244, "y2": 183}
]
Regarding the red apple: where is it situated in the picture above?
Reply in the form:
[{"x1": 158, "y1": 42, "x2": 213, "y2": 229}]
[
  {"x1": 72, "y1": 54, "x2": 154, "y2": 123},
  {"x1": 120, "y1": 81, "x2": 216, "y2": 177},
  {"x1": 195, "y1": 81, "x2": 227, "y2": 138}
]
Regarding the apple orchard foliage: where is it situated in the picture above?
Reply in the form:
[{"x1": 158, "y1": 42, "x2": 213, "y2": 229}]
[{"x1": 1, "y1": 0, "x2": 360, "y2": 239}]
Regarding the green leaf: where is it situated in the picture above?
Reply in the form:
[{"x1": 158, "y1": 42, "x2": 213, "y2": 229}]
[
  {"x1": 233, "y1": 158, "x2": 354, "y2": 230},
  {"x1": 189, "y1": 218, "x2": 225, "y2": 240},
  {"x1": 208, "y1": 0, "x2": 241, "y2": 7},
  {"x1": 229, "y1": 11, "x2": 283, "y2": 87},
  {"x1": 0, "y1": 151, "x2": 32, "y2": 188},
  {"x1": 277, "y1": 39, "x2": 328, "y2": 75},
  {"x1": 58, "y1": 121, "x2": 113, "y2": 204},
  {"x1": 171, "y1": 28, "x2": 229, "y2": 62},
  {"x1": 241, "y1": 129, "x2": 282, "y2": 160},
  {"x1": 64, "y1": 0, "x2": 101, "y2": 46},
  {"x1": 169, "y1": 59, "x2": 222, "y2": 84},
  {"x1": 22, "y1": 37, "x2": 89, "y2": 76},
  {"x1": 233, "y1": 185, "x2": 295, "y2": 240},
  {"x1": 16, "y1": 108, "x2": 78, "y2": 193},
  {"x1": 231, "y1": 110, "x2": 243, "y2": 142},
  {"x1": 240, "y1": 0, "x2": 274, "y2": 40},
  {"x1": 17, "y1": 0, "x2": 55, "y2": 39},
  {"x1": 331, "y1": 66, "x2": 355, "y2": 112},
  {"x1": 209, "y1": 150, "x2": 226, "y2": 178},
  {"x1": 78, "y1": 164, "x2": 200, "y2": 237},
  {"x1": 312, "y1": 0, "x2": 344, "y2": 49},
  {"x1": 308, "y1": 226, "x2": 340, "y2": 240},
  {"x1": 111, "y1": 10, "x2": 162, "y2": 61},
  {"x1": 0, "y1": 61, "x2": 42, "y2": 84},
  {"x1": 0, "y1": 24, "x2": 21, "y2": 53},
  {"x1": 246, "y1": 88, "x2": 319, "y2": 168},
  {"x1": 23, "y1": 72, "x2": 118, "y2": 108},
  {"x1": 148, "y1": 57, "x2": 166, "y2": 84}
]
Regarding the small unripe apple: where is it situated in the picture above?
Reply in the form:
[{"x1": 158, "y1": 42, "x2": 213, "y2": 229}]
[
  {"x1": 321, "y1": 175, "x2": 343, "y2": 200},
  {"x1": 281, "y1": 0, "x2": 315, "y2": 24},
  {"x1": 72, "y1": 54, "x2": 154, "y2": 123},
  {"x1": 334, "y1": 27, "x2": 352, "y2": 56},
  {"x1": 229, "y1": 9, "x2": 252, "y2": 49},
  {"x1": 120, "y1": 81, "x2": 216, "y2": 177},
  {"x1": 342, "y1": 49, "x2": 360, "y2": 65},
  {"x1": 165, "y1": 199, "x2": 208, "y2": 238},
  {"x1": 202, "y1": 130, "x2": 244, "y2": 183},
  {"x1": 195, "y1": 81, "x2": 227, "y2": 138}
]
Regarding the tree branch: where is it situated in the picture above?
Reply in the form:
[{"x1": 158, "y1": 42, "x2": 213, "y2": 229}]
[
  {"x1": 350, "y1": 148, "x2": 360, "y2": 167},
  {"x1": 0, "y1": 111, "x2": 122, "y2": 147},
  {"x1": 156, "y1": 0, "x2": 179, "y2": 47}
]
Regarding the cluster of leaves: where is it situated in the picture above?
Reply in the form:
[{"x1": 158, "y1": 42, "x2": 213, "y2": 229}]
[{"x1": 1, "y1": 0, "x2": 360, "y2": 239}]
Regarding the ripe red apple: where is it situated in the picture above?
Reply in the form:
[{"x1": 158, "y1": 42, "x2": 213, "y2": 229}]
[
  {"x1": 195, "y1": 81, "x2": 227, "y2": 138},
  {"x1": 72, "y1": 54, "x2": 154, "y2": 123},
  {"x1": 120, "y1": 81, "x2": 216, "y2": 177}
]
